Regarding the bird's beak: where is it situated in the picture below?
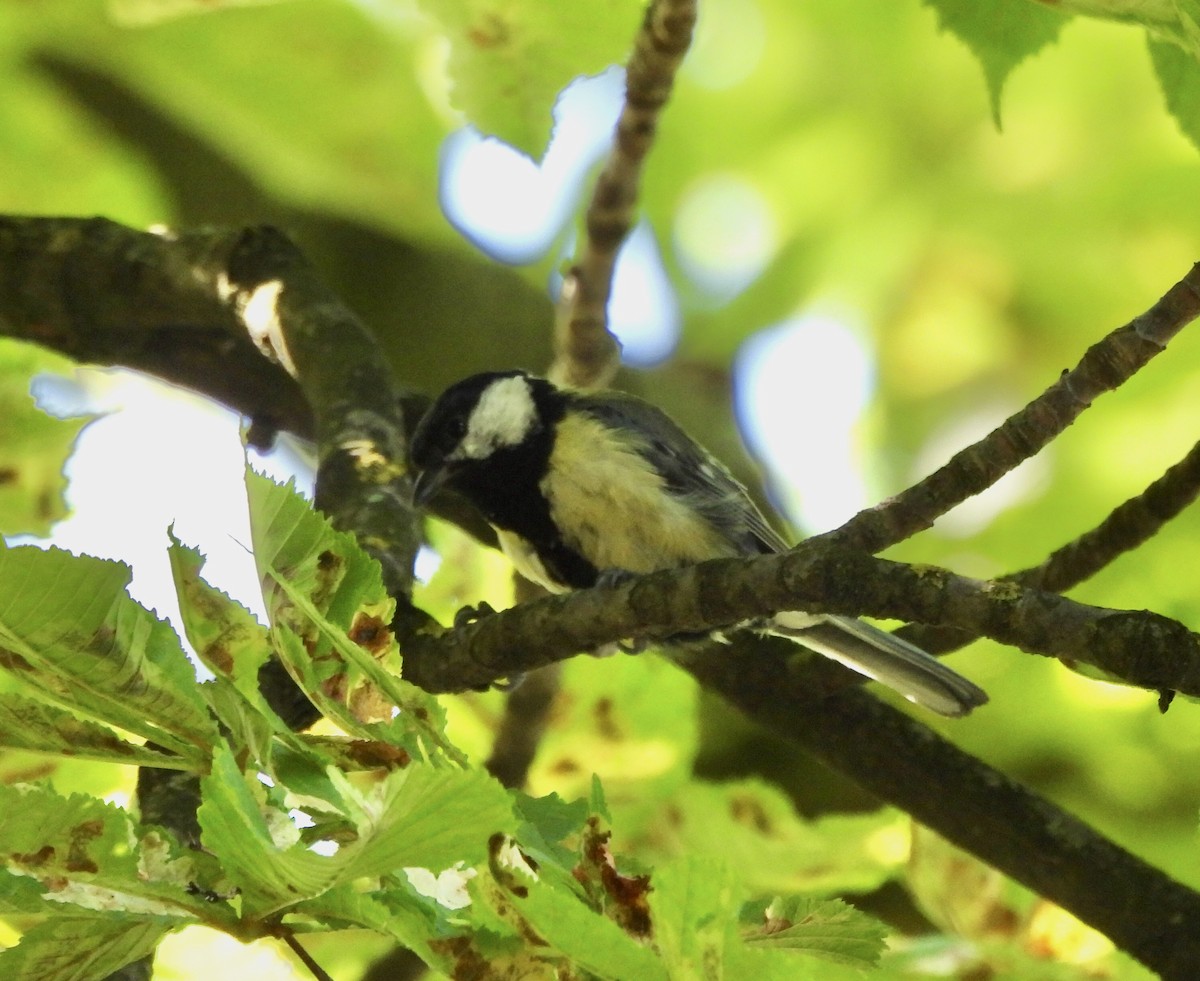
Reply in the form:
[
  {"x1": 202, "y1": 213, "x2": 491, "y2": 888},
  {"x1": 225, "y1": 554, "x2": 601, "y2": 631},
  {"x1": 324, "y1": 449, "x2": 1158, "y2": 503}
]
[{"x1": 412, "y1": 463, "x2": 452, "y2": 508}]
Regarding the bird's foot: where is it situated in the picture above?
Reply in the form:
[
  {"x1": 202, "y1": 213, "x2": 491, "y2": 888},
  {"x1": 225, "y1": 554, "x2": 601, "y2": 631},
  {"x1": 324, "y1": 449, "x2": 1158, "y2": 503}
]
[{"x1": 453, "y1": 601, "x2": 496, "y2": 629}]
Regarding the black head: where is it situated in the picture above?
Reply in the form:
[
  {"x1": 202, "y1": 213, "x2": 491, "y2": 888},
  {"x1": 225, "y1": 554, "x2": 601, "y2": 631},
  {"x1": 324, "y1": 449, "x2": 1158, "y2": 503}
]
[{"x1": 409, "y1": 370, "x2": 562, "y2": 507}]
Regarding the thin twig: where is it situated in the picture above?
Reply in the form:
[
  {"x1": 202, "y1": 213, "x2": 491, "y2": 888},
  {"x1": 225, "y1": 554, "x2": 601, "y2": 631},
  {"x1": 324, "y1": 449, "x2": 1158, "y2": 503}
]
[
  {"x1": 550, "y1": 0, "x2": 698, "y2": 388},
  {"x1": 802, "y1": 434, "x2": 1200, "y2": 683},
  {"x1": 280, "y1": 931, "x2": 337, "y2": 981},
  {"x1": 1018, "y1": 436, "x2": 1200, "y2": 593},
  {"x1": 817, "y1": 263, "x2": 1200, "y2": 554},
  {"x1": 906, "y1": 436, "x2": 1200, "y2": 658},
  {"x1": 484, "y1": 662, "x2": 562, "y2": 789}
]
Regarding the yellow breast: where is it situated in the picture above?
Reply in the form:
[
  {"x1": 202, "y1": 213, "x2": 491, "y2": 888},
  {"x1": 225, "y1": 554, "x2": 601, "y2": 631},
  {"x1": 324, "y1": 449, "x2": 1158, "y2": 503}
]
[{"x1": 539, "y1": 412, "x2": 735, "y2": 577}]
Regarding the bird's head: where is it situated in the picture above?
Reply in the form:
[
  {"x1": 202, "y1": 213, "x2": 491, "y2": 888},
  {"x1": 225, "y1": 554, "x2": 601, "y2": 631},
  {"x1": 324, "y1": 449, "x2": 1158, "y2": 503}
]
[{"x1": 409, "y1": 370, "x2": 554, "y2": 506}]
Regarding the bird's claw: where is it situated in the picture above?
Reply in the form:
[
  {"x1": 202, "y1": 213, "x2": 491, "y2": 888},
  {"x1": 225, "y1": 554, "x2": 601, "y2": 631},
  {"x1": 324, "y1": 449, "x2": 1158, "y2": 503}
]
[
  {"x1": 593, "y1": 569, "x2": 646, "y2": 652},
  {"x1": 595, "y1": 567, "x2": 638, "y2": 589},
  {"x1": 493, "y1": 674, "x2": 526, "y2": 692},
  {"x1": 452, "y1": 603, "x2": 522, "y2": 691},
  {"x1": 453, "y1": 601, "x2": 497, "y2": 630}
]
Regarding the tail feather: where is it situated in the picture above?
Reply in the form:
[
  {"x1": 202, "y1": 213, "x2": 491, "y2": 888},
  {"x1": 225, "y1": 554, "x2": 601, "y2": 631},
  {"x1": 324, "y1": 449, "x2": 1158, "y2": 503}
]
[{"x1": 771, "y1": 611, "x2": 987, "y2": 717}]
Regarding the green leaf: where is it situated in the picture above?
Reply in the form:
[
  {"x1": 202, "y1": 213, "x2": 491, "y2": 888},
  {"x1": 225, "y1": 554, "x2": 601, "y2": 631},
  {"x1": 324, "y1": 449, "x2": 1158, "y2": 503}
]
[
  {"x1": 167, "y1": 529, "x2": 299, "y2": 765},
  {"x1": 0, "y1": 8, "x2": 173, "y2": 224},
  {"x1": 167, "y1": 530, "x2": 273, "y2": 692},
  {"x1": 724, "y1": 943, "x2": 873, "y2": 981},
  {"x1": 0, "y1": 916, "x2": 171, "y2": 981},
  {"x1": 336, "y1": 764, "x2": 515, "y2": 878},
  {"x1": 476, "y1": 848, "x2": 670, "y2": 981},
  {"x1": 743, "y1": 896, "x2": 888, "y2": 968},
  {"x1": 197, "y1": 678, "x2": 283, "y2": 774},
  {"x1": 244, "y1": 468, "x2": 456, "y2": 760},
  {"x1": 0, "y1": 339, "x2": 89, "y2": 537},
  {"x1": 648, "y1": 855, "x2": 740, "y2": 979},
  {"x1": 0, "y1": 692, "x2": 189, "y2": 769},
  {"x1": 1150, "y1": 36, "x2": 1200, "y2": 151},
  {"x1": 530, "y1": 653, "x2": 699, "y2": 807},
  {"x1": 628, "y1": 780, "x2": 904, "y2": 896},
  {"x1": 0, "y1": 784, "x2": 218, "y2": 923},
  {"x1": 512, "y1": 790, "x2": 591, "y2": 868},
  {"x1": 197, "y1": 742, "x2": 337, "y2": 915},
  {"x1": 0, "y1": 868, "x2": 57, "y2": 914},
  {"x1": 416, "y1": 0, "x2": 644, "y2": 156},
  {"x1": 292, "y1": 885, "x2": 445, "y2": 970},
  {"x1": 0, "y1": 544, "x2": 217, "y2": 759},
  {"x1": 925, "y1": 0, "x2": 1069, "y2": 124},
  {"x1": 199, "y1": 742, "x2": 513, "y2": 916},
  {"x1": 108, "y1": 0, "x2": 290, "y2": 27}
]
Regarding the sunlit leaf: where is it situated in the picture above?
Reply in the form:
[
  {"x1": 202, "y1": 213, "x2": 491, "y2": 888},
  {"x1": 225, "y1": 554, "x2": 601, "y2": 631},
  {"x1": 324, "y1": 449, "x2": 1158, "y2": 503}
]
[
  {"x1": 108, "y1": 0, "x2": 289, "y2": 27},
  {"x1": 0, "y1": 783, "x2": 219, "y2": 923},
  {"x1": 416, "y1": 0, "x2": 644, "y2": 156},
  {"x1": 244, "y1": 468, "x2": 456, "y2": 760},
  {"x1": 649, "y1": 855, "x2": 739, "y2": 978},
  {"x1": 1150, "y1": 37, "x2": 1200, "y2": 152},
  {"x1": 200, "y1": 742, "x2": 512, "y2": 916},
  {"x1": 0, "y1": 544, "x2": 217, "y2": 760},
  {"x1": 475, "y1": 841, "x2": 670, "y2": 981},
  {"x1": 743, "y1": 896, "x2": 888, "y2": 968},
  {"x1": 925, "y1": 0, "x2": 1069, "y2": 124},
  {"x1": 0, "y1": 917, "x2": 170, "y2": 981},
  {"x1": 0, "y1": 692, "x2": 188, "y2": 769},
  {"x1": 629, "y1": 780, "x2": 905, "y2": 896}
]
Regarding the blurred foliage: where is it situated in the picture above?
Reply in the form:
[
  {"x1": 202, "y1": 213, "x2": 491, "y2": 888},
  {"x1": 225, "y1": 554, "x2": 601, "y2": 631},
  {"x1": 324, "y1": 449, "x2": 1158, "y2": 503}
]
[
  {"x1": 1, "y1": 0, "x2": 1200, "y2": 978},
  {"x1": 0, "y1": 341, "x2": 87, "y2": 536}
]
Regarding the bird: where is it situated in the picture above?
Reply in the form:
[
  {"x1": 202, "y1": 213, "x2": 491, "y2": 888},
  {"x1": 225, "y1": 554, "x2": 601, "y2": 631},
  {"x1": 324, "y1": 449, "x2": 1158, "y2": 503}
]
[{"x1": 408, "y1": 369, "x2": 987, "y2": 716}]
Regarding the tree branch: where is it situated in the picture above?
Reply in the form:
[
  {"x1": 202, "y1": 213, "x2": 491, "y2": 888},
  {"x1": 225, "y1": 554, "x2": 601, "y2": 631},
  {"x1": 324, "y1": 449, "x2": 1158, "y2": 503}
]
[
  {"x1": 401, "y1": 544, "x2": 1200, "y2": 698},
  {"x1": 399, "y1": 546, "x2": 1200, "y2": 975},
  {"x1": 7, "y1": 214, "x2": 1200, "y2": 975},
  {"x1": 907, "y1": 435, "x2": 1200, "y2": 658},
  {"x1": 551, "y1": 0, "x2": 697, "y2": 388},
  {"x1": 818, "y1": 262, "x2": 1200, "y2": 554},
  {"x1": 217, "y1": 225, "x2": 420, "y2": 600},
  {"x1": 0, "y1": 215, "x2": 313, "y2": 439},
  {"x1": 680, "y1": 644, "x2": 1200, "y2": 980},
  {"x1": 1017, "y1": 436, "x2": 1200, "y2": 594}
]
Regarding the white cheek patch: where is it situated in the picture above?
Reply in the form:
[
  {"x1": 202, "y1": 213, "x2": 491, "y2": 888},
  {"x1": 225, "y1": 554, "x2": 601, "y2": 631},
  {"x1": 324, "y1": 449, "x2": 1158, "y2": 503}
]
[{"x1": 454, "y1": 375, "x2": 538, "y2": 460}]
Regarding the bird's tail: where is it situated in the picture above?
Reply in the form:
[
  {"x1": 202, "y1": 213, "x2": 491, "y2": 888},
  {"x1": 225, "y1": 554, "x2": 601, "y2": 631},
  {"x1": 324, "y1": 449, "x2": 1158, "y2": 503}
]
[{"x1": 771, "y1": 611, "x2": 988, "y2": 717}]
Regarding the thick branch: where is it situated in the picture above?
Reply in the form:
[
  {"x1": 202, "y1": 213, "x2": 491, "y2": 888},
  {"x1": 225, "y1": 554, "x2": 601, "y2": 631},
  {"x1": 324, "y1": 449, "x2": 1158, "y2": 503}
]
[
  {"x1": 0, "y1": 216, "x2": 428, "y2": 599},
  {"x1": 401, "y1": 544, "x2": 1200, "y2": 698},
  {"x1": 552, "y1": 0, "x2": 697, "y2": 388},
  {"x1": 680, "y1": 644, "x2": 1200, "y2": 980},
  {"x1": 218, "y1": 226, "x2": 420, "y2": 599},
  {"x1": 819, "y1": 262, "x2": 1200, "y2": 553},
  {"x1": 0, "y1": 215, "x2": 313, "y2": 439}
]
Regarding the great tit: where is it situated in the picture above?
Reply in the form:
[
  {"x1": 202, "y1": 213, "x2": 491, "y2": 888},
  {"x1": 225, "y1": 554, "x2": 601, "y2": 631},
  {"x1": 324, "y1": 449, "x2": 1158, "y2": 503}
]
[{"x1": 409, "y1": 370, "x2": 987, "y2": 717}]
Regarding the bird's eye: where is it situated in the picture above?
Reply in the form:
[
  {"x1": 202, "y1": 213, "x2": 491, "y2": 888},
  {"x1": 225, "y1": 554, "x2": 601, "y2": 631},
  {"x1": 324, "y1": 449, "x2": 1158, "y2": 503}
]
[{"x1": 447, "y1": 417, "x2": 467, "y2": 442}]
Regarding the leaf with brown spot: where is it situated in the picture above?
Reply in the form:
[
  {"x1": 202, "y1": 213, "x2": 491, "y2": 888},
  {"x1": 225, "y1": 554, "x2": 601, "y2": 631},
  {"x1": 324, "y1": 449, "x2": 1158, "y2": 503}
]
[
  {"x1": 0, "y1": 543, "x2": 219, "y2": 760},
  {"x1": 348, "y1": 611, "x2": 392, "y2": 656}
]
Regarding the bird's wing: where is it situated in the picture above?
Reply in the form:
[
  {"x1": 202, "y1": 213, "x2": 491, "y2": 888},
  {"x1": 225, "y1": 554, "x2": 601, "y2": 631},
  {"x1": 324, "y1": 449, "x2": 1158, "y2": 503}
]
[
  {"x1": 569, "y1": 391, "x2": 987, "y2": 716},
  {"x1": 570, "y1": 389, "x2": 790, "y2": 555}
]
